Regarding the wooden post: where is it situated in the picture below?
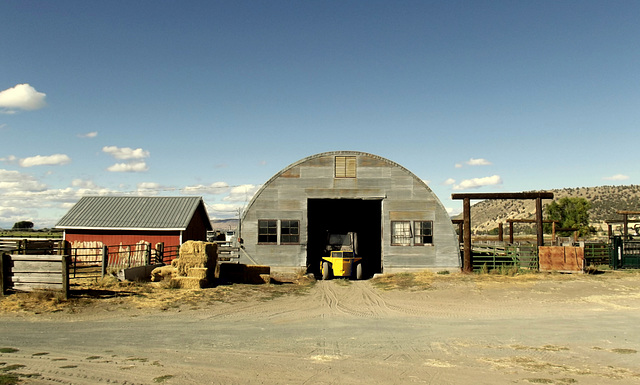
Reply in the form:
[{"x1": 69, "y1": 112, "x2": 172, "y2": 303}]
[
  {"x1": 0, "y1": 253, "x2": 7, "y2": 296},
  {"x1": 608, "y1": 224, "x2": 612, "y2": 238},
  {"x1": 156, "y1": 242, "x2": 164, "y2": 265},
  {"x1": 552, "y1": 222, "x2": 556, "y2": 244},
  {"x1": 498, "y1": 223, "x2": 503, "y2": 242},
  {"x1": 463, "y1": 198, "x2": 472, "y2": 273},
  {"x1": 623, "y1": 213, "x2": 629, "y2": 241},
  {"x1": 101, "y1": 246, "x2": 108, "y2": 279},
  {"x1": 536, "y1": 197, "x2": 544, "y2": 247},
  {"x1": 145, "y1": 243, "x2": 151, "y2": 266},
  {"x1": 509, "y1": 221, "x2": 514, "y2": 244},
  {"x1": 61, "y1": 255, "x2": 70, "y2": 300}
]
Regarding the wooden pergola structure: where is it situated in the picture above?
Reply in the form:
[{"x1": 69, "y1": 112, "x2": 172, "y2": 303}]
[
  {"x1": 451, "y1": 192, "x2": 554, "y2": 273},
  {"x1": 614, "y1": 210, "x2": 640, "y2": 240}
]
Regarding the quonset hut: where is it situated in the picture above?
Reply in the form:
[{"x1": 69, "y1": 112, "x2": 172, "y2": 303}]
[{"x1": 239, "y1": 151, "x2": 460, "y2": 276}]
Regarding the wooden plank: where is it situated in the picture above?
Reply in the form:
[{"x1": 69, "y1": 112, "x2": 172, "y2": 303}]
[
  {"x1": 12, "y1": 261, "x2": 63, "y2": 273},
  {"x1": 12, "y1": 282, "x2": 64, "y2": 291},
  {"x1": 10, "y1": 255, "x2": 63, "y2": 262},
  {"x1": 452, "y1": 192, "x2": 554, "y2": 200},
  {"x1": 11, "y1": 274, "x2": 64, "y2": 284}
]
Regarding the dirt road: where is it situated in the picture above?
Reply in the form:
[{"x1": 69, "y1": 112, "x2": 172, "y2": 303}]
[{"x1": 1, "y1": 273, "x2": 640, "y2": 384}]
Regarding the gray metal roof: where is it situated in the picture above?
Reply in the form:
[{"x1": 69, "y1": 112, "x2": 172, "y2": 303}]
[{"x1": 55, "y1": 196, "x2": 212, "y2": 230}]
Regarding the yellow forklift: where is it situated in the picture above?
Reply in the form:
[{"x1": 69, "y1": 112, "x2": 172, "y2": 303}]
[{"x1": 320, "y1": 232, "x2": 363, "y2": 280}]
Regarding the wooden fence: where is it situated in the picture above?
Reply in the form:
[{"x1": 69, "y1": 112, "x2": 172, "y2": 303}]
[{"x1": 1, "y1": 254, "x2": 70, "y2": 298}]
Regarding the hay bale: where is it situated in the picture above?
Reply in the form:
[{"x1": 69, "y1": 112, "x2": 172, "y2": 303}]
[
  {"x1": 187, "y1": 267, "x2": 208, "y2": 280},
  {"x1": 174, "y1": 241, "x2": 218, "y2": 276},
  {"x1": 170, "y1": 276, "x2": 208, "y2": 289},
  {"x1": 150, "y1": 265, "x2": 178, "y2": 282}
]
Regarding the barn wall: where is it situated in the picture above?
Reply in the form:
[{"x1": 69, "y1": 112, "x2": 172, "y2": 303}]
[
  {"x1": 241, "y1": 152, "x2": 460, "y2": 273},
  {"x1": 183, "y1": 205, "x2": 210, "y2": 242},
  {"x1": 64, "y1": 229, "x2": 182, "y2": 248}
]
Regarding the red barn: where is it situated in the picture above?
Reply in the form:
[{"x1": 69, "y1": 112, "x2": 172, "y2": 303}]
[{"x1": 56, "y1": 196, "x2": 212, "y2": 257}]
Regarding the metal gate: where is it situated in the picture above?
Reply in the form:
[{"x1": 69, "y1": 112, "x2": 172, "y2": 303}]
[{"x1": 611, "y1": 236, "x2": 640, "y2": 269}]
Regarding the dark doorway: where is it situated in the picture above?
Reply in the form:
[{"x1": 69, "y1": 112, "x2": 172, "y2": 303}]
[{"x1": 307, "y1": 199, "x2": 382, "y2": 277}]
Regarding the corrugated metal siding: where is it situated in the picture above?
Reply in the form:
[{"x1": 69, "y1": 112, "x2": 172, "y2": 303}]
[
  {"x1": 56, "y1": 196, "x2": 210, "y2": 230},
  {"x1": 241, "y1": 151, "x2": 461, "y2": 272}
]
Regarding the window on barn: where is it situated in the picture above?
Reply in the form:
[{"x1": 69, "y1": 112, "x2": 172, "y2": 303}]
[
  {"x1": 335, "y1": 156, "x2": 356, "y2": 178},
  {"x1": 391, "y1": 221, "x2": 412, "y2": 245},
  {"x1": 414, "y1": 221, "x2": 433, "y2": 245},
  {"x1": 280, "y1": 220, "x2": 300, "y2": 244},
  {"x1": 258, "y1": 220, "x2": 278, "y2": 243}
]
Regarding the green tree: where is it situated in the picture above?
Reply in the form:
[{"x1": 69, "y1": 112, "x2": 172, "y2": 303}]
[
  {"x1": 545, "y1": 197, "x2": 591, "y2": 236},
  {"x1": 12, "y1": 221, "x2": 34, "y2": 230}
]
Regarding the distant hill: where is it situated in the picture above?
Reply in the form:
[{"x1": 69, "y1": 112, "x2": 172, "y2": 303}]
[
  {"x1": 456, "y1": 185, "x2": 640, "y2": 234},
  {"x1": 210, "y1": 218, "x2": 239, "y2": 231}
]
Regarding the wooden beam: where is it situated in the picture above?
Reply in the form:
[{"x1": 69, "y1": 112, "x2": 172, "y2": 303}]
[
  {"x1": 451, "y1": 192, "x2": 554, "y2": 200},
  {"x1": 463, "y1": 198, "x2": 471, "y2": 273},
  {"x1": 536, "y1": 197, "x2": 543, "y2": 247}
]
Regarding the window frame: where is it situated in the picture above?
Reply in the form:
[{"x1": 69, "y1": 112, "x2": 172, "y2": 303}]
[
  {"x1": 391, "y1": 221, "x2": 412, "y2": 246},
  {"x1": 257, "y1": 219, "x2": 278, "y2": 244},
  {"x1": 414, "y1": 220, "x2": 434, "y2": 245},
  {"x1": 335, "y1": 156, "x2": 357, "y2": 178},
  {"x1": 280, "y1": 219, "x2": 300, "y2": 244}
]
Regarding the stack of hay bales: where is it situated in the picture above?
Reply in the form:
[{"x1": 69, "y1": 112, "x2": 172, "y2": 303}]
[{"x1": 169, "y1": 241, "x2": 218, "y2": 289}]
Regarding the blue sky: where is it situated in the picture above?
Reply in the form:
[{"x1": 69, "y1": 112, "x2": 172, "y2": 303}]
[{"x1": 1, "y1": 1, "x2": 639, "y2": 228}]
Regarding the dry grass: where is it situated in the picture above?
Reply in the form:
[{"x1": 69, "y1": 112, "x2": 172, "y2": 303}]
[{"x1": 0, "y1": 272, "x2": 316, "y2": 315}]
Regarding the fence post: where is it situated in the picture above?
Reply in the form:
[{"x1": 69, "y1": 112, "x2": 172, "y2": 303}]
[
  {"x1": 145, "y1": 243, "x2": 151, "y2": 266},
  {"x1": 0, "y1": 253, "x2": 7, "y2": 296},
  {"x1": 101, "y1": 246, "x2": 108, "y2": 278},
  {"x1": 156, "y1": 242, "x2": 164, "y2": 265},
  {"x1": 62, "y1": 255, "x2": 70, "y2": 300}
]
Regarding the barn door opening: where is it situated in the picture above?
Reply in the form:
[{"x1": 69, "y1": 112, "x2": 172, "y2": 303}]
[{"x1": 307, "y1": 198, "x2": 382, "y2": 278}]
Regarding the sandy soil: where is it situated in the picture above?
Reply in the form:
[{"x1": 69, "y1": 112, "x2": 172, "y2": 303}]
[{"x1": 1, "y1": 272, "x2": 640, "y2": 385}]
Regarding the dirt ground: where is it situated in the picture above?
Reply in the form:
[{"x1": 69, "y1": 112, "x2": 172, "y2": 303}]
[{"x1": 1, "y1": 271, "x2": 640, "y2": 385}]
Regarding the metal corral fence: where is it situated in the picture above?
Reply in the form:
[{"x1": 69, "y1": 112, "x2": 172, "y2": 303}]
[
  {"x1": 583, "y1": 242, "x2": 610, "y2": 266},
  {"x1": 472, "y1": 242, "x2": 538, "y2": 271},
  {"x1": 2, "y1": 240, "x2": 179, "y2": 281}
]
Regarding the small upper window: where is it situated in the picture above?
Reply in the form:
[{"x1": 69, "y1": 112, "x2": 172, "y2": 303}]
[
  {"x1": 391, "y1": 221, "x2": 412, "y2": 246},
  {"x1": 414, "y1": 221, "x2": 433, "y2": 245},
  {"x1": 280, "y1": 220, "x2": 300, "y2": 244},
  {"x1": 335, "y1": 156, "x2": 356, "y2": 178},
  {"x1": 258, "y1": 220, "x2": 277, "y2": 244}
]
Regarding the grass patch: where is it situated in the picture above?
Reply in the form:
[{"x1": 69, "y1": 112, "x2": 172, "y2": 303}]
[
  {"x1": 31, "y1": 352, "x2": 49, "y2": 357},
  {"x1": 59, "y1": 365, "x2": 77, "y2": 369},
  {"x1": 371, "y1": 271, "x2": 434, "y2": 291},
  {"x1": 0, "y1": 373, "x2": 20, "y2": 385},
  {"x1": 0, "y1": 349, "x2": 18, "y2": 354},
  {"x1": 0, "y1": 365, "x2": 25, "y2": 372},
  {"x1": 611, "y1": 348, "x2": 637, "y2": 354},
  {"x1": 153, "y1": 374, "x2": 174, "y2": 383},
  {"x1": 85, "y1": 356, "x2": 101, "y2": 360}
]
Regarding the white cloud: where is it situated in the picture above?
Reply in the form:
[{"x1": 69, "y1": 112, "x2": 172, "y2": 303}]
[
  {"x1": 453, "y1": 175, "x2": 502, "y2": 190},
  {"x1": 0, "y1": 169, "x2": 47, "y2": 192},
  {"x1": 443, "y1": 178, "x2": 456, "y2": 186},
  {"x1": 223, "y1": 184, "x2": 260, "y2": 202},
  {"x1": 603, "y1": 174, "x2": 629, "y2": 181},
  {"x1": 456, "y1": 158, "x2": 492, "y2": 168},
  {"x1": 182, "y1": 181, "x2": 230, "y2": 195},
  {"x1": 0, "y1": 84, "x2": 47, "y2": 113},
  {"x1": 107, "y1": 161, "x2": 148, "y2": 172},
  {"x1": 71, "y1": 179, "x2": 98, "y2": 189},
  {"x1": 466, "y1": 158, "x2": 492, "y2": 166},
  {"x1": 0, "y1": 155, "x2": 17, "y2": 164},
  {"x1": 102, "y1": 146, "x2": 150, "y2": 160},
  {"x1": 78, "y1": 131, "x2": 98, "y2": 138},
  {"x1": 19, "y1": 154, "x2": 71, "y2": 167}
]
